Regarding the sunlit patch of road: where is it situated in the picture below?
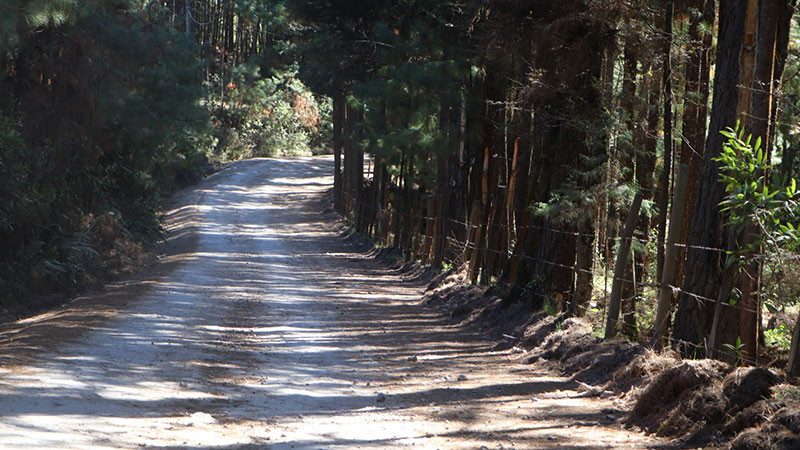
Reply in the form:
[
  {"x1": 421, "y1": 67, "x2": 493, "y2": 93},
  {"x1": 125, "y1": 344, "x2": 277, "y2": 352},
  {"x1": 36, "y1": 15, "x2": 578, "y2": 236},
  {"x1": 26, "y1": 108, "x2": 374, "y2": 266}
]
[{"x1": 0, "y1": 157, "x2": 665, "y2": 449}]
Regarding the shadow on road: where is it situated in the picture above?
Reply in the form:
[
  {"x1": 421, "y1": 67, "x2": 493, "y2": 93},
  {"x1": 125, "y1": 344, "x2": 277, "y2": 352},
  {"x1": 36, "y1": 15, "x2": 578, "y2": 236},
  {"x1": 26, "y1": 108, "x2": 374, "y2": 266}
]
[{"x1": 0, "y1": 157, "x2": 665, "y2": 449}]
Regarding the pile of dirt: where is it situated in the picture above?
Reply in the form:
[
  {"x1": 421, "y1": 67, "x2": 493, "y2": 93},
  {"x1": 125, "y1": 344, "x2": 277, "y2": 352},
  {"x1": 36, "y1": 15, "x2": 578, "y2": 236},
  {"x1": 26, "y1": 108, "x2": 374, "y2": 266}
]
[
  {"x1": 524, "y1": 318, "x2": 595, "y2": 363},
  {"x1": 417, "y1": 274, "x2": 800, "y2": 449},
  {"x1": 521, "y1": 317, "x2": 646, "y2": 388},
  {"x1": 607, "y1": 349, "x2": 682, "y2": 399},
  {"x1": 420, "y1": 274, "x2": 649, "y2": 387},
  {"x1": 627, "y1": 358, "x2": 730, "y2": 436},
  {"x1": 521, "y1": 320, "x2": 800, "y2": 449},
  {"x1": 420, "y1": 267, "x2": 541, "y2": 351},
  {"x1": 537, "y1": 333, "x2": 800, "y2": 449},
  {"x1": 422, "y1": 265, "x2": 485, "y2": 323},
  {"x1": 609, "y1": 356, "x2": 800, "y2": 449}
]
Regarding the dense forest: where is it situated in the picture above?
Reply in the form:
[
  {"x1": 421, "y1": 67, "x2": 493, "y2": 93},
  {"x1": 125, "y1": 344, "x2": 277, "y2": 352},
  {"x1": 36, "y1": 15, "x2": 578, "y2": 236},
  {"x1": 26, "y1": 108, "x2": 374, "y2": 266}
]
[
  {"x1": 0, "y1": 0, "x2": 328, "y2": 310},
  {"x1": 2, "y1": 0, "x2": 800, "y2": 374},
  {"x1": 293, "y1": 0, "x2": 800, "y2": 374}
]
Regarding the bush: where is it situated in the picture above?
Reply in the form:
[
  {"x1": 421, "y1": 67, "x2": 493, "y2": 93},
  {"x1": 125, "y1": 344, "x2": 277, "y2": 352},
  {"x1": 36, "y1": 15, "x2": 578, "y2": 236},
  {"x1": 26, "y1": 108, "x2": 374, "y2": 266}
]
[{"x1": 207, "y1": 63, "x2": 331, "y2": 159}]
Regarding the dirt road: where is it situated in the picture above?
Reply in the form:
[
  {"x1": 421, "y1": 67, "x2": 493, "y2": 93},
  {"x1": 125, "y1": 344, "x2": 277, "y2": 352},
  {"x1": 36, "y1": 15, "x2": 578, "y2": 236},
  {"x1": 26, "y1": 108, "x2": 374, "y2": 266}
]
[{"x1": 0, "y1": 157, "x2": 664, "y2": 449}]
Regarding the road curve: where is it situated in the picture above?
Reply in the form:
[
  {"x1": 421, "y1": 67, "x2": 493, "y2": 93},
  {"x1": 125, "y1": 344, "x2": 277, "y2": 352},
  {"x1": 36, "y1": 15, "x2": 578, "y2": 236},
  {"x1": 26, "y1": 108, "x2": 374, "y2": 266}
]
[{"x1": 0, "y1": 157, "x2": 663, "y2": 449}]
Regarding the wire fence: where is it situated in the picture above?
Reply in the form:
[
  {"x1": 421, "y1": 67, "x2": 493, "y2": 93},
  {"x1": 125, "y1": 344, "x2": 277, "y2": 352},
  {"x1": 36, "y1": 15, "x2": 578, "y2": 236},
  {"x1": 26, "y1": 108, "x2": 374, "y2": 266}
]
[{"x1": 338, "y1": 187, "x2": 795, "y2": 368}]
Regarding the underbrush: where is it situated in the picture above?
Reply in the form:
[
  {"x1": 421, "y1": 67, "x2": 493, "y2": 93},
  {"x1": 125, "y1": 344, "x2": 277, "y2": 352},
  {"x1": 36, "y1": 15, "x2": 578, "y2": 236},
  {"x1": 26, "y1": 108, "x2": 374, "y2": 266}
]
[
  {"x1": 0, "y1": 144, "x2": 210, "y2": 320},
  {"x1": 0, "y1": 4, "x2": 331, "y2": 319},
  {"x1": 207, "y1": 64, "x2": 332, "y2": 161},
  {"x1": 0, "y1": 4, "x2": 219, "y2": 317}
]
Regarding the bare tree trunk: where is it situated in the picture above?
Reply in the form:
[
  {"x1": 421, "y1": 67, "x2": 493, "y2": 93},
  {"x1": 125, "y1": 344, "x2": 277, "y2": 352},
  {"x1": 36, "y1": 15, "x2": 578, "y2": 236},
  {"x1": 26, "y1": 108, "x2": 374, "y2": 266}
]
[
  {"x1": 673, "y1": 0, "x2": 750, "y2": 356},
  {"x1": 620, "y1": 39, "x2": 640, "y2": 337},
  {"x1": 332, "y1": 92, "x2": 345, "y2": 213},
  {"x1": 787, "y1": 310, "x2": 800, "y2": 377},
  {"x1": 605, "y1": 192, "x2": 644, "y2": 339},
  {"x1": 572, "y1": 216, "x2": 594, "y2": 316},
  {"x1": 652, "y1": 163, "x2": 690, "y2": 346},
  {"x1": 677, "y1": 0, "x2": 716, "y2": 286},
  {"x1": 736, "y1": 0, "x2": 795, "y2": 364},
  {"x1": 656, "y1": 0, "x2": 674, "y2": 283}
]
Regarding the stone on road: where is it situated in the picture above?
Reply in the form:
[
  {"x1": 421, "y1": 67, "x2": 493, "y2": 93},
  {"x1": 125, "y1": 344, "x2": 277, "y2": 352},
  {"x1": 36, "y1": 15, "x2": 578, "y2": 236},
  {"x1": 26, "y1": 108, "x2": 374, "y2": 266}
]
[{"x1": 0, "y1": 157, "x2": 663, "y2": 449}]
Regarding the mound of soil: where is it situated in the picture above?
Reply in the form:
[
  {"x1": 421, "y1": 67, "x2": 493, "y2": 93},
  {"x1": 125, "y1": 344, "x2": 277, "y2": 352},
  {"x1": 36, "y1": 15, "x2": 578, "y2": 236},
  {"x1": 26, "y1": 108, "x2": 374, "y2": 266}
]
[
  {"x1": 628, "y1": 359, "x2": 729, "y2": 434},
  {"x1": 418, "y1": 274, "x2": 800, "y2": 450},
  {"x1": 608, "y1": 350, "x2": 680, "y2": 396},
  {"x1": 525, "y1": 318, "x2": 595, "y2": 363},
  {"x1": 421, "y1": 266, "x2": 485, "y2": 322}
]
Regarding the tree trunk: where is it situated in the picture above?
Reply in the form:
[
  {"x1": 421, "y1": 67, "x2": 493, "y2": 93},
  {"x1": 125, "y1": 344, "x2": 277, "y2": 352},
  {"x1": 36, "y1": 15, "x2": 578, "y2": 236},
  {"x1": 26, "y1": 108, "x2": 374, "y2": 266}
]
[
  {"x1": 332, "y1": 92, "x2": 345, "y2": 213},
  {"x1": 676, "y1": 0, "x2": 716, "y2": 287},
  {"x1": 656, "y1": 0, "x2": 674, "y2": 283},
  {"x1": 619, "y1": 39, "x2": 640, "y2": 337},
  {"x1": 736, "y1": 0, "x2": 795, "y2": 365},
  {"x1": 673, "y1": 0, "x2": 750, "y2": 356},
  {"x1": 605, "y1": 192, "x2": 644, "y2": 339},
  {"x1": 782, "y1": 143, "x2": 797, "y2": 182},
  {"x1": 514, "y1": 108, "x2": 533, "y2": 238},
  {"x1": 371, "y1": 159, "x2": 385, "y2": 239},
  {"x1": 446, "y1": 90, "x2": 469, "y2": 262},
  {"x1": 400, "y1": 155, "x2": 414, "y2": 253},
  {"x1": 572, "y1": 216, "x2": 595, "y2": 316},
  {"x1": 511, "y1": 110, "x2": 556, "y2": 293},
  {"x1": 787, "y1": 309, "x2": 800, "y2": 377},
  {"x1": 652, "y1": 163, "x2": 690, "y2": 346}
]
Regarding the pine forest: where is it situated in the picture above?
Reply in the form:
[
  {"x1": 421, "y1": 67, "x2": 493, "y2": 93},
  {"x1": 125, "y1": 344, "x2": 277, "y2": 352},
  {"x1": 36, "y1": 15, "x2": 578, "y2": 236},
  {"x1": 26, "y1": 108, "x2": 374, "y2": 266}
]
[{"x1": 3, "y1": 1, "x2": 800, "y2": 448}]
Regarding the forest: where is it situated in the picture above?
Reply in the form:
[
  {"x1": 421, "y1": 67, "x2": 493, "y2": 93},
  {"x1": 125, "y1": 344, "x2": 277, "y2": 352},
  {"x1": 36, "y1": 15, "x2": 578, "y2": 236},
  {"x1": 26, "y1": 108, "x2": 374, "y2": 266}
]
[
  {"x1": 294, "y1": 0, "x2": 800, "y2": 375},
  {"x1": 2, "y1": 0, "x2": 800, "y2": 380}
]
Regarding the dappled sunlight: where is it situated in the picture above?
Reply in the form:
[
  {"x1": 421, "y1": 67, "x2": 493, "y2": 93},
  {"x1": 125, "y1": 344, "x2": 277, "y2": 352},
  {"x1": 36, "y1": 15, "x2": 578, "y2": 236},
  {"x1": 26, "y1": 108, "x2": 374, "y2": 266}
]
[{"x1": 0, "y1": 157, "x2": 664, "y2": 449}]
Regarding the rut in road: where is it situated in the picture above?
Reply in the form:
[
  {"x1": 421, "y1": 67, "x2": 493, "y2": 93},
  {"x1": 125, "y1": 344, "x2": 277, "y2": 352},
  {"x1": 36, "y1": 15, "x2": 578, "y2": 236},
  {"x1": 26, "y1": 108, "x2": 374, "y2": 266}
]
[{"x1": 0, "y1": 157, "x2": 664, "y2": 449}]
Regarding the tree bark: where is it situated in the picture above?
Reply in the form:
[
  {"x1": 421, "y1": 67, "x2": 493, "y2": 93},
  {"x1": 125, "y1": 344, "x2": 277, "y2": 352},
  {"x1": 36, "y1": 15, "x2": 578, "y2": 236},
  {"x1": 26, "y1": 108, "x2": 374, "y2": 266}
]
[
  {"x1": 787, "y1": 309, "x2": 800, "y2": 377},
  {"x1": 605, "y1": 192, "x2": 644, "y2": 339},
  {"x1": 677, "y1": 0, "x2": 716, "y2": 287},
  {"x1": 652, "y1": 163, "x2": 690, "y2": 347},
  {"x1": 736, "y1": 0, "x2": 795, "y2": 364},
  {"x1": 656, "y1": 0, "x2": 674, "y2": 284},
  {"x1": 331, "y1": 92, "x2": 345, "y2": 213},
  {"x1": 620, "y1": 39, "x2": 640, "y2": 337},
  {"x1": 673, "y1": 0, "x2": 750, "y2": 356}
]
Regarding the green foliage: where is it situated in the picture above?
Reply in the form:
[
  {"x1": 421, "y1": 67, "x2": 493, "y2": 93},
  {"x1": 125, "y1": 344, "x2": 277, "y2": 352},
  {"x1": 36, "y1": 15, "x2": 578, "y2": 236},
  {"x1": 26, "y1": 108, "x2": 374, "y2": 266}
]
[
  {"x1": 208, "y1": 64, "x2": 330, "y2": 159},
  {"x1": 0, "y1": 1, "x2": 214, "y2": 305},
  {"x1": 347, "y1": 5, "x2": 471, "y2": 190},
  {"x1": 0, "y1": 0, "x2": 340, "y2": 307},
  {"x1": 716, "y1": 123, "x2": 800, "y2": 254},
  {"x1": 722, "y1": 336, "x2": 747, "y2": 366},
  {"x1": 543, "y1": 296, "x2": 560, "y2": 317},
  {"x1": 0, "y1": 0, "x2": 79, "y2": 51},
  {"x1": 765, "y1": 324, "x2": 793, "y2": 351},
  {"x1": 717, "y1": 124, "x2": 800, "y2": 357},
  {"x1": 762, "y1": 260, "x2": 800, "y2": 325}
]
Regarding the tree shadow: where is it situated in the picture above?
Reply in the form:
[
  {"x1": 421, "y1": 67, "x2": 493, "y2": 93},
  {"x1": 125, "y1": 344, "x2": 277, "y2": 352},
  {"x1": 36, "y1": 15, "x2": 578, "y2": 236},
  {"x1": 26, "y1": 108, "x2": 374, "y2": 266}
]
[{"x1": 0, "y1": 156, "x2": 667, "y2": 449}]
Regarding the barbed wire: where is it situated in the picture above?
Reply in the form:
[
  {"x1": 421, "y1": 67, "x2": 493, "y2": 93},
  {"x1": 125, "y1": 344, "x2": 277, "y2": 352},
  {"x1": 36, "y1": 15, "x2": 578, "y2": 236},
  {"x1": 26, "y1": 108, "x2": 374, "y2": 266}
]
[
  {"x1": 338, "y1": 189, "x2": 790, "y2": 367},
  {"x1": 344, "y1": 191, "x2": 745, "y2": 255}
]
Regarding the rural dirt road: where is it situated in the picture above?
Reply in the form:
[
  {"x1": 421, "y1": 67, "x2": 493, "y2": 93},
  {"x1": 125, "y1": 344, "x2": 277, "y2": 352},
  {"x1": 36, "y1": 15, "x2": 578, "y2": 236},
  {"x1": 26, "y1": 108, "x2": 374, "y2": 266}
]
[{"x1": 0, "y1": 157, "x2": 665, "y2": 449}]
